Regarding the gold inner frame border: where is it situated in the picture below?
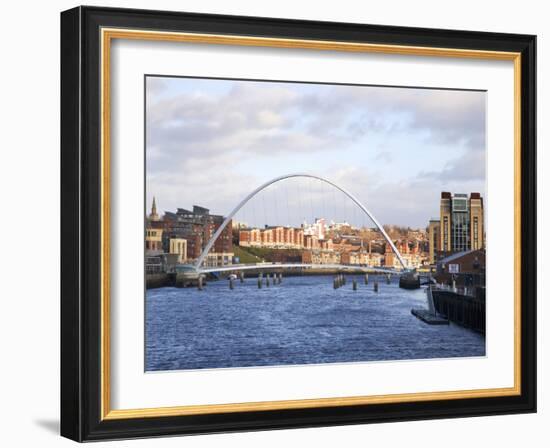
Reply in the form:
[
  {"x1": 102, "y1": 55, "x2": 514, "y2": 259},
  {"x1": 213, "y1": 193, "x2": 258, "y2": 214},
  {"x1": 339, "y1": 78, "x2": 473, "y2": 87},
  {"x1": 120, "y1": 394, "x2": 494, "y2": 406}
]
[{"x1": 99, "y1": 27, "x2": 522, "y2": 421}]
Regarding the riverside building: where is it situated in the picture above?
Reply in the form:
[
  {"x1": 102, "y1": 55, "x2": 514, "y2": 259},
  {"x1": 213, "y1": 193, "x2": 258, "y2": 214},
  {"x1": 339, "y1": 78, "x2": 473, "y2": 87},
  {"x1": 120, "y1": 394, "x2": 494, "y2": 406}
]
[{"x1": 430, "y1": 192, "x2": 484, "y2": 261}]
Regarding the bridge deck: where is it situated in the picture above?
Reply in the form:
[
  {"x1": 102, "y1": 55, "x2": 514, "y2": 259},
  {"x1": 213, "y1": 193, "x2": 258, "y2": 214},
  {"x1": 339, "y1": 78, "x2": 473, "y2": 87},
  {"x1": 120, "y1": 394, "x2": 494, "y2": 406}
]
[{"x1": 196, "y1": 263, "x2": 401, "y2": 274}]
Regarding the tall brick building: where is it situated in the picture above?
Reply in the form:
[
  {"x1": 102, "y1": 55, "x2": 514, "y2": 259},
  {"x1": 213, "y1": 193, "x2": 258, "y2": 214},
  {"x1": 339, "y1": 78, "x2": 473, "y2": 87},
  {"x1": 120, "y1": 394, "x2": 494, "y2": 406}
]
[{"x1": 157, "y1": 205, "x2": 233, "y2": 264}]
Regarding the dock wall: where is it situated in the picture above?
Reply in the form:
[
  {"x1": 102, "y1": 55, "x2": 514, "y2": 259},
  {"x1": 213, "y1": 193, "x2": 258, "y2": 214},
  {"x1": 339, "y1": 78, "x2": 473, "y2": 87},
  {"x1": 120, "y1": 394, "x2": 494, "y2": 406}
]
[{"x1": 432, "y1": 289, "x2": 485, "y2": 334}]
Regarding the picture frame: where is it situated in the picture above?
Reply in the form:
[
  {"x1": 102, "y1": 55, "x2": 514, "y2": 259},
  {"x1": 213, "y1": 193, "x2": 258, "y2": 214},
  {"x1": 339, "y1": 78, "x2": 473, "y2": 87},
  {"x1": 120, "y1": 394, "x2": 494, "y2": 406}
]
[{"x1": 60, "y1": 5, "x2": 536, "y2": 442}]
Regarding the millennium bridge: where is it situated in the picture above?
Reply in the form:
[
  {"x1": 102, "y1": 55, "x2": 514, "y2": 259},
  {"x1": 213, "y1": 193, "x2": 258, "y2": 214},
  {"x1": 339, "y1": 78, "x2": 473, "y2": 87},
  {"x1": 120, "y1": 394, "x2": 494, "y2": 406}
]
[{"x1": 174, "y1": 173, "x2": 424, "y2": 289}]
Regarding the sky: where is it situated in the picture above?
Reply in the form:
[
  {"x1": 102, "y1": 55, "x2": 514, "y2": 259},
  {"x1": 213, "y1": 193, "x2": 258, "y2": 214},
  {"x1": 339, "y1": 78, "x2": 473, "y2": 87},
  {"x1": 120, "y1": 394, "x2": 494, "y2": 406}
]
[{"x1": 146, "y1": 76, "x2": 486, "y2": 229}]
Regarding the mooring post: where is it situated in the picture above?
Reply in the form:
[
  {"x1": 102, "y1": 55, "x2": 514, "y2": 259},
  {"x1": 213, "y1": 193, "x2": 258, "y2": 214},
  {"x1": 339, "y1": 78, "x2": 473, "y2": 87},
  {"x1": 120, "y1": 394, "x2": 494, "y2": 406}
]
[
  {"x1": 279, "y1": 273, "x2": 283, "y2": 284},
  {"x1": 353, "y1": 279, "x2": 357, "y2": 291},
  {"x1": 365, "y1": 273, "x2": 369, "y2": 285},
  {"x1": 240, "y1": 271, "x2": 244, "y2": 283},
  {"x1": 386, "y1": 274, "x2": 391, "y2": 284},
  {"x1": 198, "y1": 276, "x2": 203, "y2": 291},
  {"x1": 333, "y1": 276, "x2": 338, "y2": 289},
  {"x1": 229, "y1": 277, "x2": 234, "y2": 290},
  {"x1": 257, "y1": 274, "x2": 262, "y2": 289},
  {"x1": 266, "y1": 273, "x2": 270, "y2": 287},
  {"x1": 374, "y1": 280, "x2": 379, "y2": 293}
]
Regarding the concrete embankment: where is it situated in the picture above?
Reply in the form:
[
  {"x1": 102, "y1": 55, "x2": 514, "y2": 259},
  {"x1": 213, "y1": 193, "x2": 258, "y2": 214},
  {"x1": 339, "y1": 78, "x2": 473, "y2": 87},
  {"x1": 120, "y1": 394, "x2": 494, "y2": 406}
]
[{"x1": 146, "y1": 273, "x2": 174, "y2": 289}]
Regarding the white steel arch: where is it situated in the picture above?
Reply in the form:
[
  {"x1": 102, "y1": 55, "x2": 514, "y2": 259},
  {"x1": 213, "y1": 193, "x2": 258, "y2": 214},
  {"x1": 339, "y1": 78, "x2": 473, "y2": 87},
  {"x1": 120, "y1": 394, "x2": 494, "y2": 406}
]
[{"x1": 195, "y1": 173, "x2": 406, "y2": 270}]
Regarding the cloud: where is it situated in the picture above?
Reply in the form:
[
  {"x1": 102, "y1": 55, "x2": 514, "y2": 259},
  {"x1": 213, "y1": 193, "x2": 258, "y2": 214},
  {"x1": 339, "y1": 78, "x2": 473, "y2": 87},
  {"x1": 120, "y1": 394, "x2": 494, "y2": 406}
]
[
  {"x1": 418, "y1": 147, "x2": 486, "y2": 183},
  {"x1": 146, "y1": 77, "x2": 168, "y2": 95},
  {"x1": 374, "y1": 151, "x2": 392, "y2": 163},
  {"x1": 146, "y1": 78, "x2": 486, "y2": 227}
]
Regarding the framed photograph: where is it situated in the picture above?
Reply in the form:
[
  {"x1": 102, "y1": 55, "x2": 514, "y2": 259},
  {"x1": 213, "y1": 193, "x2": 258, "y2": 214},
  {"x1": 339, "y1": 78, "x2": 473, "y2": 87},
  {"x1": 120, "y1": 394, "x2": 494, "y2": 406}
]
[{"x1": 60, "y1": 6, "x2": 536, "y2": 441}]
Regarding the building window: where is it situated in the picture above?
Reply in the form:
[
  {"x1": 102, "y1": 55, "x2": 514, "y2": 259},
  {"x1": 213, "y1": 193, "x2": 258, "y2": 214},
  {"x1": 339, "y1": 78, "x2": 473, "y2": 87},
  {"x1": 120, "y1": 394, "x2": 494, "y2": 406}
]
[{"x1": 473, "y1": 216, "x2": 479, "y2": 247}]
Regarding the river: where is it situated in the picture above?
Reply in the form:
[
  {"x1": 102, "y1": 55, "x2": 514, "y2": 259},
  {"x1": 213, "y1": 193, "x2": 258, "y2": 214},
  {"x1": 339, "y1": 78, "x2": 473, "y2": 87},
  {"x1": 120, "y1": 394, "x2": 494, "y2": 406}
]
[{"x1": 145, "y1": 274, "x2": 485, "y2": 371}]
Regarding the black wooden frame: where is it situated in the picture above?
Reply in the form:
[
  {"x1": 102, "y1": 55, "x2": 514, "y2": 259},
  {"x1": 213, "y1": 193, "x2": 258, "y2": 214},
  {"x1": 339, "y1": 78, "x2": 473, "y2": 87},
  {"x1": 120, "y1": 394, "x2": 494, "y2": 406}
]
[{"x1": 61, "y1": 5, "x2": 537, "y2": 442}]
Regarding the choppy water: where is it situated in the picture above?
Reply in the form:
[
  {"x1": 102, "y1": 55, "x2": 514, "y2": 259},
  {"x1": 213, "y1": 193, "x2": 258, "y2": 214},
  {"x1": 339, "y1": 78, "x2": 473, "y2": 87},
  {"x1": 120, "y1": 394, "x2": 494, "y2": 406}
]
[{"x1": 145, "y1": 275, "x2": 485, "y2": 371}]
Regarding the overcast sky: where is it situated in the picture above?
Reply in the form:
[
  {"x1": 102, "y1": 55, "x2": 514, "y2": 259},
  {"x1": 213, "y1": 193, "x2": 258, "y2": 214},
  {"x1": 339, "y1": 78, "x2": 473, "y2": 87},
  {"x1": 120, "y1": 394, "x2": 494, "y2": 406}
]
[{"x1": 146, "y1": 76, "x2": 486, "y2": 229}]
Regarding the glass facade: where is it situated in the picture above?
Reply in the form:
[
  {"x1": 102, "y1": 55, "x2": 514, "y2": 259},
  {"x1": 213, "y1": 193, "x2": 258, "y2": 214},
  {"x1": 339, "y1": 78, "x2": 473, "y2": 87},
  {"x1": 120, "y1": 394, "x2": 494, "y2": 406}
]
[
  {"x1": 439, "y1": 192, "x2": 484, "y2": 255},
  {"x1": 443, "y1": 216, "x2": 449, "y2": 249},
  {"x1": 473, "y1": 216, "x2": 479, "y2": 248},
  {"x1": 451, "y1": 195, "x2": 470, "y2": 252}
]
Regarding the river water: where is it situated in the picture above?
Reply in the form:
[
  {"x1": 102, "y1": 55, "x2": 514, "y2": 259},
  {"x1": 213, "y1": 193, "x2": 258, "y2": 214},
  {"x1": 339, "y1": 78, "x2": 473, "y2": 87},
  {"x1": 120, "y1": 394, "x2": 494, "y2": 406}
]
[{"x1": 145, "y1": 275, "x2": 485, "y2": 371}]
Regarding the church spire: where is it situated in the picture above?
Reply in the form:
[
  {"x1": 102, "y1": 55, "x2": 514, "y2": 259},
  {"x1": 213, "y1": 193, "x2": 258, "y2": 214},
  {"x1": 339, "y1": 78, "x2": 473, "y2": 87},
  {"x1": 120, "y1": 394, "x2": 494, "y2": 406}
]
[{"x1": 149, "y1": 196, "x2": 160, "y2": 221}]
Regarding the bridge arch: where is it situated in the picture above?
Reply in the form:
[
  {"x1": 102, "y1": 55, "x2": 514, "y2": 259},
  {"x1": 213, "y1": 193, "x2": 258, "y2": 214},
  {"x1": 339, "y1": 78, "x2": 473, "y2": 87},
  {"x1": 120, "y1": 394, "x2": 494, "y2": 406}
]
[{"x1": 195, "y1": 173, "x2": 406, "y2": 270}]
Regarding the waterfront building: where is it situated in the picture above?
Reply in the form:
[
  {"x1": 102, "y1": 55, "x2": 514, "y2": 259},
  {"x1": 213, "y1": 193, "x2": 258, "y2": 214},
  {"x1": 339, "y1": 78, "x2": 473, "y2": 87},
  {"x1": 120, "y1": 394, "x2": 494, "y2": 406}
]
[
  {"x1": 250, "y1": 228, "x2": 261, "y2": 246},
  {"x1": 428, "y1": 218, "x2": 441, "y2": 264},
  {"x1": 303, "y1": 218, "x2": 326, "y2": 240},
  {"x1": 319, "y1": 239, "x2": 333, "y2": 251},
  {"x1": 436, "y1": 249, "x2": 485, "y2": 275},
  {"x1": 369, "y1": 253, "x2": 384, "y2": 267},
  {"x1": 239, "y1": 226, "x2": 305, "y2": 249},
  {"x1": 145, "y1": 227, "x2": 163, "y2": 255},
  {"x1": 302, "y1": 249, "x2": 341, "y2": 265},
  {"x1": 161, "y1": 205, "x2": 233, "y2": 262},
  {"x1": 145, "y1": 255, "x2": 163, "y2": 274},
  {"x1": 232, "y1": 220, "x2": 248, "y2": 229},
  {"x1": 294, "y1": 228, "x2": 304, "y2": 248},
  {"x1": 439, "y1": 192, "x2": 484, "y2": 255},
  {"x1": 169, "y1": 238, "x2": 187, "y2": 263},
  {"x1": 283, "y1": 227, "x2": 295, "y2": 246},
  {"x1": 304, "y1": 234, "x2": 319, "y2": 250},
  {"x1": 402, "y1": 253, "x2": 424, "y2": 269},
  {"x1": 470, "y1": 193, "x2": 484, "y2": 250},
  {"x1": 238, "y1": 229, "x2": 251, "y2": 246},
  {"x1": 145, "y1": 253, "x2": 179, "y2": 275},
  {"x1": 435, "y1": 249, "x2": 486, "y2": 290},
  {"x1": 384, "y1": 241, "x2": 395, "y2": 268},
  {"x1": 204, "y1": 251, "x2": 235, "y2": 267},
  {"x1": 341, "y1": 250, "x2": 373, "y2": 266}
]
